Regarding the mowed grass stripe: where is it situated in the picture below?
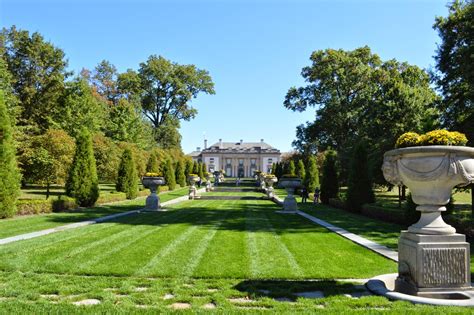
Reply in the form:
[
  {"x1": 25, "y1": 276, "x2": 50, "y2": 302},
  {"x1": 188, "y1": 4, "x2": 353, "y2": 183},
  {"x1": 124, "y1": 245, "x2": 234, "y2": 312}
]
[
  {"x1": 76, "y1": 209, "x2": 195, "y2": 272},
  {"x1": 192, "y1": 199, "x2": 250, "y2": 278},
  {"x1": 266, "y1": 207, "x2": 398, "y2": 278},
  {"x1": 156, "y1": 200, "x2": 234, "y2": 277},
  {"x1": 135, "y1": 199, "x2": 226, "y2": 276}
]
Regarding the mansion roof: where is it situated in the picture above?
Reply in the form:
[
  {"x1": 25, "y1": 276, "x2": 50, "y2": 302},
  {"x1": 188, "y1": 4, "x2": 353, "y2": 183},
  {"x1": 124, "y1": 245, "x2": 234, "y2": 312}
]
[{"x1": 202, "y1": 141, "x2": 280, "y2": 154}]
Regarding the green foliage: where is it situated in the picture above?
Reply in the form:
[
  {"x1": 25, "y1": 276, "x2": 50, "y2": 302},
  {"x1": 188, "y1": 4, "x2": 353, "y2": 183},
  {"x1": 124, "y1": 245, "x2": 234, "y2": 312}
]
[
  {"x1": 0, "y1": 55, "x2": 18, "y2": 121},
  {"x1": 163, "y1": 159, "x2": 176, "y2": 190},
  {"x1": 305, "y1": 156, "x2": 319, "y2": 193},
  {"x1": 54, "y1": 78, "x2": 107, "y2": 137},
  {"x1": 65, "y1": 128, "x2": 99, "y2": 207},
  {"x1": 346, "y1": 141, "x2": 375, "y2": 212},
  {"x1": 184, "y1": 159, "x2": 193, "y2": 178},
  {"x1": 433, "y1": 0, "x2": 474, "y2": 145},
  {"x1": 116, "y1": 148, "x2": 138, "y2": 199},
  {"x1": 92, "y1": 133, "x2": 121, "y2": 182},
  {"x1": 199, "y1": 162, "x2": 206, "y2": 179},
  {"x1": 275, "y1": 162, "x2": 284, "y2": 179},
  {"x1": 123, "y1": 55, "x2": 215, "y2": 147},
  {"x1": 286, "y1": 46, "x2": 439, "y2": 184},
  {"x1": 288, "y1": 160, "x2": 296, "y2": 176},
  {"x1": 320, "y1": 150, "x2": 339, "y2": 204},
  {"x1": 20, "y1": 129, "x2": 75, "y2": 188},
  {"x1": 192, "y1": 161, "x2": 199, "y2": 174},
  {"x1": 0, "y1": 92, "x2": 21, "y2": 218},
  {"x1": 175, "y1": 159, "x2": 186, "y2": 187},
  {"x1": 1, "y1": 26, "x2": 68, "y2": 133},
  {"x1": 296, "y1": 160, "x2": 306, "y2": 182},
  {"x1": 271, "y1": 163, "x2": 276, "y2": 175},
  {"x1": 146, "y1": 151, "x2": 160, "y2": 173}
]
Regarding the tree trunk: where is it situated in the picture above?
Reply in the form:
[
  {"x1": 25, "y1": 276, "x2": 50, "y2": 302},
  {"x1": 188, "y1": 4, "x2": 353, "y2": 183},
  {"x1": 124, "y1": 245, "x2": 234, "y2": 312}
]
[
  {"x1": 471, "y1": 184, "x2": 473, "y2": 218},
  {"x1": 398, "y1": 185, "x2": 401, "y2": 208},
  {"x1": 401, "y1": 185, "x2": 406, "y2": 201}
]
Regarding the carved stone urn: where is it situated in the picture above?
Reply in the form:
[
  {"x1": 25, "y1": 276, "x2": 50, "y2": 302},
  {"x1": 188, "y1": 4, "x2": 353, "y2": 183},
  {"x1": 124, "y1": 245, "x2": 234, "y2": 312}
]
[
  {"x1": 382, "y1": 145, "x2": 474, "y2": 296},
  {"x1": 264, "y1": 176, "x2": 278, "y2": 198},
  {"x1": 278, "y1": 177, "x2": 302, "y2": 213},
  {"x1": 188, "y1": 175, "x2": 200, "y2": 200},
  {"x1": 382, "y1": 146, "x2": 474, "y2": 235},
  {"x1": 141, "y1": 176, "x2": 166, "y2": 211}
]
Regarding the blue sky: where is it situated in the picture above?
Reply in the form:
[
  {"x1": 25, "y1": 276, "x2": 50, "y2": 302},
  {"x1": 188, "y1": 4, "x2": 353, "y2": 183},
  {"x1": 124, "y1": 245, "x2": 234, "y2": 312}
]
[{"x1": 1, "y1": 0, "x2": 448, "y2": 153}]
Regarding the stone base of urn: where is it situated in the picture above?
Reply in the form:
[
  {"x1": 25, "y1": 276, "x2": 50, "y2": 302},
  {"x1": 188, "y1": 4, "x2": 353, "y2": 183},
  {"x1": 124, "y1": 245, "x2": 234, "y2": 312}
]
[
  {"x1": 396, "y1": 231, "x2": 471, "y2": 295},
  {"x1": 145, "y1": 193, "x2": 161, "y2": 211},
  {"x1": 279, "y1": 192, "x2": 298, "y2": 213}
]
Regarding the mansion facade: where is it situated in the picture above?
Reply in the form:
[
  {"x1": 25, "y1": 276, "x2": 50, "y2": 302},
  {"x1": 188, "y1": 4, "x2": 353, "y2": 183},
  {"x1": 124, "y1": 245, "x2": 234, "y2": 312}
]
[{"x1": 188, "y1": 139, "x2": 281, "y2": 178}]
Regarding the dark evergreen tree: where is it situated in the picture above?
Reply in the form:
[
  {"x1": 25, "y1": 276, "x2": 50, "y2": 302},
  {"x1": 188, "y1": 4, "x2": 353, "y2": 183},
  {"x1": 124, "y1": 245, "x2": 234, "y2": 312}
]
[
  {"x1": 199, "y1": 162, "x2": 205, "y2": 179},
  {"x1": 305, "y1": 156, "x2": 319, "y2": 193},
  {"x1": 146, "y1": 151, "x2": 160, "y2": 173},
  {"x1": 296, "y1": 159, "x2": 306, "y2": 181},
  {"x1": 192, "y1": 161, "x2": 199, "y2": 174},
  {"x1": 163, "y1": 159, "x2": 176, "y2": 190},
  {"x1": 185, "y1": 159, "x2": 193, "y2": 178},
  {"x1": 271, "y1": 163, "x2": 276, "y2": 175},
  {"x1": 288, "y1": 160, "x2": 296, "y2": 176},
  {"x1": 66, "y1": 128, "x2": 99, "y2": 206},
  {"x1": 0, "y1": 92, "x2": 21, "y2": 218},
  {"x1": 175, "y1": 159, "x2": 186, "y2": 187},
  {"x1": 320, "y1": 150, "x2": 339, "y2": 204},
  {"x1": 346, "y1": 141, "x2": 375, "y2": 212},
  {"x1": 116, "y1": 148, "x2": 138, "y2": 199}
]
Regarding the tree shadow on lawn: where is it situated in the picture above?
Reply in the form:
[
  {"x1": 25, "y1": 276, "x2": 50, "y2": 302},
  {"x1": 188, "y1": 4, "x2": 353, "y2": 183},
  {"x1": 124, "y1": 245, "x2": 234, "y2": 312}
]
[
  {"x1": 234, "y1": 279, "x2": 360, "y2": 301},
  {"x1": 44, "y1": 201, "x2": 331, "y2": 234}
]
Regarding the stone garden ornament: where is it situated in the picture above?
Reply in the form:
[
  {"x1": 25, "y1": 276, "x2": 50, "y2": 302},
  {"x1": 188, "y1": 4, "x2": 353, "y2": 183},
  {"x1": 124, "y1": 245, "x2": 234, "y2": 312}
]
[
  {"x1": 368, "y1": 144, "x2": 474, "y2": 306},
  {"x1": 277, "y1": 176, "x2": 301, "y2": 213},
  {"x1": 141, "y1": 175, "x2": 166, "y2": 211}
]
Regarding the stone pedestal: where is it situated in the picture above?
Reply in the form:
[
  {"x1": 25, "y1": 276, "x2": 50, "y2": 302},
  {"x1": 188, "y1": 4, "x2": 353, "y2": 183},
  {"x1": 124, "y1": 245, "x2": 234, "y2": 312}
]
[
  {"x1": 396, "y1": 231, "x2": 471, "y2": 295},
  {"x1": 282, "y1": 188, "x2": 298, "y2": 212},
  {"x1": 145, "y1": 193, "x2": 160, "y2": 211}
]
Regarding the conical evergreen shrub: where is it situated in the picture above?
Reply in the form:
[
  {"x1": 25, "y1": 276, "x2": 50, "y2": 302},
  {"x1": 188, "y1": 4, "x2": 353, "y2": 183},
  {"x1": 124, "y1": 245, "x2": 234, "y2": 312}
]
[
  {"x1": 288, "y1": 160, "x2": 296, "y2": 176},
  {"x1": 320, "y1": 150, "x2": 339, "y2": 204},
  {"x1": 199, "y1": 162, "x2": 205, "y2": 179},
  {"x1": 305, "y1": 156, "x2": 319, "y2": 193},
  {"x1": 175, "y1": 159, "x2": 186, "y2": 187},
  {"x1": 66, "y1": 128, "x2": 99, "y2": 207},
  {"x1": 185, "y1": 159, "x2": 193, "y2": 178},
  {"x1": 346, "y1": 141, "x2": 375, "y2": 212},
  {"x1": 192, "y1": 161, "x2": 199, "y2": 174},
  {"x1": 146, "y1": 152, "x2": 160, "y2": 173},
  {"x1": 116, "y1": 148, "x2": 138, "y2": 199},
  {"x1": 296, "y1": 160, "x2": 306, "y2": 182},
  {"x1": 0, "y1": 92, "x2": 21, "y2": 218},
  {"x1": 163, "y1": 159, "x2": 176, "y2": 190}
]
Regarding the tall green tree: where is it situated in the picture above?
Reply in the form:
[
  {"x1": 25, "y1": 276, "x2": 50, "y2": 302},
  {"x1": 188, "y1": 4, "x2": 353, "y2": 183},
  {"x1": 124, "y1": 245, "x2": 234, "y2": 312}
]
[
  {"x1": 0, "y1": 92, "x2": 21, "y2": 218},
  {"x1": 163, "y1": 159, "x2": 176, "y2": 190},
  {"x1": 20, "y1": 129, "x2": 75, "y2": 198},
  {"x1": 320, "y1": 150, "x2": 339, "y2": 204},
  {"x1": 184, "y1": 159, "x2": 193, "y2": 178},
  {"x1": 1, "y1": 26, "x2": 69, "y2": 133},
  {"x1": 119, "y1": 55, "x2": 215, "y2": 147},
  {"x1": 192, "y1": 161, "x2": 199, "y2": 174},
  {"x1": 54, "y1": 78, "x2": 107, "y2": 137},
  {"x1": 146, "y1": 151, "x2": 160, "y2": 173},
  {"x1": 288, "y1": 160, "x2": 296, "y2": 176},
  {"x1": 116, "y1": 148, "x2": 138, "y2": 199},
  {"x1": 271, "y1": 163, "x2": 276, "y2": 175},
  {"x1": 305, "y1": 156, "x2": 319, "y2": 193},
  {"x1": 346, "y1": 141, "x2": 375, "y2": 212},
  {"x1": 175, "y1": 159, "x2": 186, "y2": 187},
  {"x1": 65, "y1": 128, "x2": 99, "y2": 207},
  {"x1": 433, "y1": 0, "x2": 474, "y2": 145},
  {"x1": 198, "y1": 162, "x2": 205, "y2": 179},
  {"x1": 285, "y1": 47, "x2": 438, "y2": 183},
  {"x1": 296, "y1": 160, "x2": 306, "y2": 182}
]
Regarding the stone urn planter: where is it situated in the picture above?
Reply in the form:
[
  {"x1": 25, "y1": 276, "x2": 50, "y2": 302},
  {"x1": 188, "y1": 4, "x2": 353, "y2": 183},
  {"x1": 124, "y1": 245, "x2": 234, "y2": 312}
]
[
  {"x1": 188, "y1": 175, "x2": 200, "y2": 200},
  {"x1": 141, "y1": 176, "x2": 166, "y2": 211},
  {"x1": 264, "y1": 176, "x2": 278, "y2": 198},
  {"x1": 376, "y1": 145, "x2": 474, "y2": 303},
  {"x1": 382, "y1": 146, "x2": 474, "y2": 235},
  {"x1": 278, "y1": 177, "x2": 302, "y2": 213},
  {"x1": 259, "y1": 173, "x2": 267, "y2": 190},
  {"x1": 205, "y1": 172, "x2": 213, "y2": 192}
]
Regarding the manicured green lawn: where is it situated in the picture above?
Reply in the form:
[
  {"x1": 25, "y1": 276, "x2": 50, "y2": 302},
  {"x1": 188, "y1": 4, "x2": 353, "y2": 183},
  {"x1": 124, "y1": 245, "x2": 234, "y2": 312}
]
[
  {"x1": 0, "y1": 187, "x2": 190, "y2": 239},
  {"x1": 299, "y1": 203, "x2": 474, "y2": 276},
  {"x1": 0, "y1": 193, "x2": 471, "y2": 313}
]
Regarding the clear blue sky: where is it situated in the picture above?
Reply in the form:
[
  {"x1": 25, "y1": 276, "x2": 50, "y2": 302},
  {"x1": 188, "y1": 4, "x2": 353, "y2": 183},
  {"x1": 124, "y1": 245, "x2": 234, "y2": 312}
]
[{"x1": 1, "y1": 0, "x2": 449, "y2": 153}]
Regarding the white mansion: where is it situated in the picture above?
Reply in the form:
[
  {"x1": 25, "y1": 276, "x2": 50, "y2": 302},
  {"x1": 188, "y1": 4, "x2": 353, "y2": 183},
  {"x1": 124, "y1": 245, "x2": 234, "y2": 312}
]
[{"x1": 188, "y1": 139, "x2": 281, "y2": 177}]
